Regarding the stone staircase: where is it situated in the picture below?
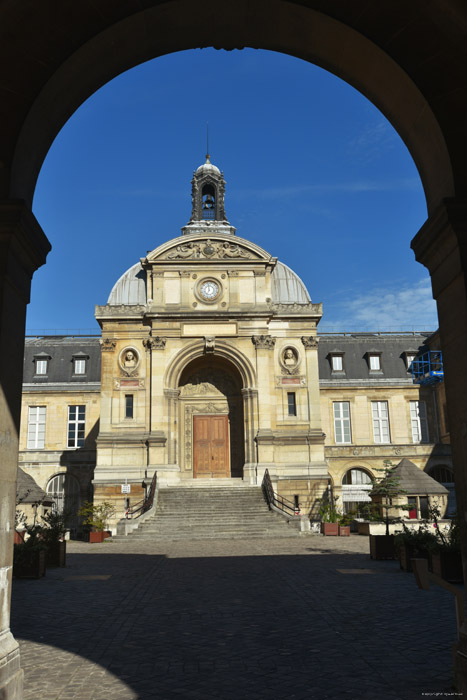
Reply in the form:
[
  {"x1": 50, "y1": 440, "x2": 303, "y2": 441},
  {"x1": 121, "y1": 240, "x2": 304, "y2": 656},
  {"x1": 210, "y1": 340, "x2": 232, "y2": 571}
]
[{"x1": 113, "y1": 486, "x2": 301, "y2": 541}]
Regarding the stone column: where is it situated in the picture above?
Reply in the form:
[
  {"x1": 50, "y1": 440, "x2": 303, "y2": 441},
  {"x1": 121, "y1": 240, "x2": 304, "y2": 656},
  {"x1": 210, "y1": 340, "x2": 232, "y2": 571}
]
[
  {"x1": 411, "y1": 199, "x2": 467, "y2": 691},
  {"x1": 0, "y1": 201, "x2": 50, "y2": 700},
  {"x1": 241, "y1": 387, "x2": 258, "y2": 483},
  {"x1": 301, "y1": 336, "x2": 321, "y2": 431},
  {"x1": 251, "y1": 335, "x2": 276, "y2": 476}
]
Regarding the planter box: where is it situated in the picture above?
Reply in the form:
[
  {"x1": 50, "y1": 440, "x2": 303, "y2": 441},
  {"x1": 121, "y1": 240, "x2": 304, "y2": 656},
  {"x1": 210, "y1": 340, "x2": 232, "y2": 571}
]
[
  {"x1": 322, "y1": 522, "x2": 339, "y2": 536},
  {"x1": 339, "y1": 525, "x2": 350, "y2": 537},
  {"x1": 369, "y1": 534, "x2": 396, "y2": 560},
  {"x1": 13, "y1": 548, "x2": 46, "y2": 579},
  {"x1": 46, "y1": 541, "x2": 66, "y2": 567},
  {"x1": 430, "y1": 550, "x2": 463, "y2": 583},
  {"x1": 398, "y1": 544, "x2": 429, "y2": 572},
  {"x1": 89, "y1": 531, "x2": 111, "y2": 543}
]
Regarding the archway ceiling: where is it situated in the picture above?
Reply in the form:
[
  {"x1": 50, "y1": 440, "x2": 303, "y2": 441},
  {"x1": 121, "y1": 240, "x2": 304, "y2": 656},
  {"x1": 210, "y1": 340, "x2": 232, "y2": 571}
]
[{"x1": 1, "y1": 0, "x2": 466, "y2": 211}]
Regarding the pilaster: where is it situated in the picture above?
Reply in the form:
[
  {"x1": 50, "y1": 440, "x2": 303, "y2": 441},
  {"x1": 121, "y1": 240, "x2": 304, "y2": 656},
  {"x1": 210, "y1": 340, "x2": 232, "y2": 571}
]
[
  {"x1": 0, "y1": 200, "x2": 50, "y2": 700},
  {"x1": 411, "y1": 199, "x2": 467, "y2": 689}
]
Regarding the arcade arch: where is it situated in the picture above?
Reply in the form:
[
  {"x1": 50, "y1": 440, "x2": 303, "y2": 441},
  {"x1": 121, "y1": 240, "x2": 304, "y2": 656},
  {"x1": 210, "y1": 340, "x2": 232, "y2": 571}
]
[
  {"x1": 2, "y1": 3, "x2": 467, "y2": 698},
  {"x1": 178, "y1": 356, "x2": 245, "y2": 479}
]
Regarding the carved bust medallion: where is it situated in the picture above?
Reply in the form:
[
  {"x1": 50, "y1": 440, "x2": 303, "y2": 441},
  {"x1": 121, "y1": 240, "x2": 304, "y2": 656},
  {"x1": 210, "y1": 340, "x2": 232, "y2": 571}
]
[
  {"x1": 119, "y1": 347, "x2": 140, "y2": 376},
  {"x1": 280, "y1": 346, "x2": 300, "y2": 375}
]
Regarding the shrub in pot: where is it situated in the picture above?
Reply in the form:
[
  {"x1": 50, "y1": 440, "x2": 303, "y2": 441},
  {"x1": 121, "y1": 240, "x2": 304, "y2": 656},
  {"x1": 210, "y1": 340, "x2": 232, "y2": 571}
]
[
  {"x1": 368, "y1": 461, "x2": 411, "y2": 560},
  {"x1": 394, "y1": 524, "x2": 436, "y2": 572},
  {"x1": 78, "y1": 501, "x2": 116, "y2": 542},
  {"x1": 13, "y1": 523, "x2": 47, "y2": 578},
  {"x1": 429, "y1": 511, "x2": 462, "y2": 583},
  {"x1": 318, "y1": 497, "x2": 340, "y2": 536}
]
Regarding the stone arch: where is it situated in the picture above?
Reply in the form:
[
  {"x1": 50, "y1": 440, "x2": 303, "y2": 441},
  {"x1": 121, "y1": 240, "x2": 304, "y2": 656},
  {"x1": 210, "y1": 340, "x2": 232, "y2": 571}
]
[
  {"x1": 177, "y1": 355, "x2": 246, "y2": 478},
  {"x1": 8, "y1": 0, "x2": 453, "y2": 212},
  {"x1": 165, "y1": 339, "x2": 256, "y2": 391}
]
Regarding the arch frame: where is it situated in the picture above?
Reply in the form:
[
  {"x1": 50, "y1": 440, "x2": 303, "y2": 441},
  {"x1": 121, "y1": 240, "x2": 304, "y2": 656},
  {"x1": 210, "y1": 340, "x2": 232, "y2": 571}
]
[{"x1": 8, "y1": 0, "x2": 453, "y2": 213}]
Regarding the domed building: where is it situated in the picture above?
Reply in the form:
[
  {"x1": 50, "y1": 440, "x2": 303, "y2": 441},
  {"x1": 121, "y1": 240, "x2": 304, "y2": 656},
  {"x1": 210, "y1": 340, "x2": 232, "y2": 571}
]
[
  {"x1": 93, "y1": 155, "x2": 328, "y2": 513},
  {"x1": 18, "y1": 158, "x2": 453, "y2": 536}
]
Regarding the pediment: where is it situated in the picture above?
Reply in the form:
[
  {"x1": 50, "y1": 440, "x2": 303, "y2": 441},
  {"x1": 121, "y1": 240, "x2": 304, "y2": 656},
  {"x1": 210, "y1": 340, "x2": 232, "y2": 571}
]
[{"x1": 145, "y1": 235, "x2": 273, "y2": 264}]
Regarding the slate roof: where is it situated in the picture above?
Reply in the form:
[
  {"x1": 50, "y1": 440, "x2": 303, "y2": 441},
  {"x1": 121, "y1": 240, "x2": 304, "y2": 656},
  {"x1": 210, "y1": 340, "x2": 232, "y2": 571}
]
[
  {"x1": 383, "y1": 458, "x2": 448, "y2": 495},
  {"x1": 23, "y1": 337, "x2": 101, "y2": 385},
  {"x1": 317, "y1": 333, "x2": 431, "y2": 382},
  {"x1": 16, "y1": 467, "x2": 54, "y2": 504}
]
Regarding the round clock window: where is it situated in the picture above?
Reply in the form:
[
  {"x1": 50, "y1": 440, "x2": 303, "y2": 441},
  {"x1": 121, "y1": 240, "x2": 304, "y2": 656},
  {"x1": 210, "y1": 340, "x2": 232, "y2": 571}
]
[{"x1": 199, "y1": 279, "x2": 220, "y2": 301}]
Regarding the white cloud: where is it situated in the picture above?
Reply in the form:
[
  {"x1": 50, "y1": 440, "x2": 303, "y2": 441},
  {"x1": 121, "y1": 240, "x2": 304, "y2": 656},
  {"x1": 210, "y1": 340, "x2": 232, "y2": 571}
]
[
  {"x1": 230, "y1": 178, "x2": 420, "y2": 201},
  {"x1": 321, "y1": 278, "x2": 438, "y2": 332},
  {"x1": 347, "y1": 119, "x2": 397, "y2": 163}
]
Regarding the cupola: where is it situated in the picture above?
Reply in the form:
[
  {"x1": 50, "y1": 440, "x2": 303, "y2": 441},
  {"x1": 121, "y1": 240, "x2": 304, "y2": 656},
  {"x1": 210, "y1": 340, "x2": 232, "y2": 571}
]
[{"x1": 181, "y1": 154, "x2": 236, "y2": 236}]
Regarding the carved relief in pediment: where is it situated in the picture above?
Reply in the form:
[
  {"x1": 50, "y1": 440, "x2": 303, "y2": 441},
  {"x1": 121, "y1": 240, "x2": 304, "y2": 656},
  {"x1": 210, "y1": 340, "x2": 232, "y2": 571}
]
[{"x1": 160, "y1": 239, "x2": 256, "y2": 261}]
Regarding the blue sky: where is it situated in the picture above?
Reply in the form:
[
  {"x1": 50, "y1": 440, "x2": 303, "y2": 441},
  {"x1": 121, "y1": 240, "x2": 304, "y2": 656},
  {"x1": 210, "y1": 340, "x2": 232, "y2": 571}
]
[{"x1": 29, "y1": 48, "x2": 437, "y2": 334}]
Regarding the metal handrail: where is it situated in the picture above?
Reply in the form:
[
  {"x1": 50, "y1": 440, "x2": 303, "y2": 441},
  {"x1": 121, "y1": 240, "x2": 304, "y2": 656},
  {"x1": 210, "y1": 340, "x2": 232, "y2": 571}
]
[
  {"x1": 262, "y1": 469, "x2": 300, "y2": 516},
  {"x1": 127, "y1": 471, "x2": 157, "y2": 518}
]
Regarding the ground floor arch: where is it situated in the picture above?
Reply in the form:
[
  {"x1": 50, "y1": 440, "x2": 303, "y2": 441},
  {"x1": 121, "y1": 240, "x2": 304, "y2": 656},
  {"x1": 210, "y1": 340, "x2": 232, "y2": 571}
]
[{"x1": 177, "y1": 356, "x2": 245, "y2": 479}]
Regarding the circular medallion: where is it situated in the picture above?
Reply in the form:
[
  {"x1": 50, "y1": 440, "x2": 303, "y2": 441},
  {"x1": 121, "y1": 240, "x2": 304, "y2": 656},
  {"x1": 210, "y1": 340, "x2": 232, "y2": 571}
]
[{"x1": 199, "y1": 280, "x2": 220, "y2": 300}]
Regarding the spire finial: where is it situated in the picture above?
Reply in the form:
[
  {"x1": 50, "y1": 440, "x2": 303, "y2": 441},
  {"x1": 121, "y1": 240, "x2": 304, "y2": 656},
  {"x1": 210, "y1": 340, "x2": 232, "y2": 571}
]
[{"x1": 206, "y1": 122, "x2": 210, "y2": 162}]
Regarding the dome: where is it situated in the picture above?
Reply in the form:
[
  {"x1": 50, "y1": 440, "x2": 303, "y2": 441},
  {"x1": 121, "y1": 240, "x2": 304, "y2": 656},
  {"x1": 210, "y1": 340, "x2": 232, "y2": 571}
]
[
  {"x1": 271, "y1": 262, "x2": 311, "y2": 304},
  {"x1": 107, "y1": 262, "x2": 147, "y2": 305},
  {"x1": 196, "y1": 155, "x2": 220, "y2": 176}
]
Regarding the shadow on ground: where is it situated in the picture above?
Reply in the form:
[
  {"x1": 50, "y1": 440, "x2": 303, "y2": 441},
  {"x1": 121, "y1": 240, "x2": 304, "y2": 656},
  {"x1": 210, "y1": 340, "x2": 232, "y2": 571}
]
[{"x1": 10, "y1": 540, "x2": 459, "y2": 700}]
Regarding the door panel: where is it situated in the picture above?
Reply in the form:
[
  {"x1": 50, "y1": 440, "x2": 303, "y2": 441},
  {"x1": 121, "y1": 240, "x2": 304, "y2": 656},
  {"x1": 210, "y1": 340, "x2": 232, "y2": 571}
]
[{"x1": 193, "y1": 415, "x2": 229, "y2": 478}]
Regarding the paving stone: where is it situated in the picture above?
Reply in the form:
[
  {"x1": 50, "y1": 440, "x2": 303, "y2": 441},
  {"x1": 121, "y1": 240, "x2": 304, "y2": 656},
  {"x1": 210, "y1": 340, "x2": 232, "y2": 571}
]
[{"x1": 10, "y1": 535, "x2": 459, "y2": 699}]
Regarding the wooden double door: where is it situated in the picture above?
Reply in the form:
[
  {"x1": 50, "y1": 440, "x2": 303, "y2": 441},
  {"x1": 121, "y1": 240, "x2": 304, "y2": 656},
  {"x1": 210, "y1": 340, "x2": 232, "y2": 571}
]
[{"x1": 193, "y1": 414, "x2": 230, "y2": 478}]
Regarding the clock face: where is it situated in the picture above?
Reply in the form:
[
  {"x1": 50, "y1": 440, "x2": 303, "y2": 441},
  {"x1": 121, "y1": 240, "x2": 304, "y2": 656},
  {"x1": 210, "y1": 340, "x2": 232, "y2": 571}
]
[{"x1": 199, "y1": 280, "x2": 220, "y2": 301}]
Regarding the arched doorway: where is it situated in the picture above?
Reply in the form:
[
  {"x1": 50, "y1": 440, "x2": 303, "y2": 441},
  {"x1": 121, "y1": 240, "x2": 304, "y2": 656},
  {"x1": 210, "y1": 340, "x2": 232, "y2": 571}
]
[
  {"x1": 178, "y1": 357, "x2": 245, "y2": 479},
  {"x1": 46, "y1": 472, "x2": 81, "y2": 537},
  {"x1": 341, "y1": 467, "x2": 373, "y2": 518}
]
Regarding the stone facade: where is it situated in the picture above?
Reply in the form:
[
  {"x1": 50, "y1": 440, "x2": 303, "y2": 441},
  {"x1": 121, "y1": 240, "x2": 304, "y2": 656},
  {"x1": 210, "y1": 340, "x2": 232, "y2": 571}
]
[{"x1": 17, "y1": 160, "x2": 453, "y2": 531}]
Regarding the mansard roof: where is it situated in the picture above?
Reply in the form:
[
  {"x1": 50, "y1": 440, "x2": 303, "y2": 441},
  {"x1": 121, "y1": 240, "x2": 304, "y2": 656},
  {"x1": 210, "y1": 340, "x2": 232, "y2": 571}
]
[
  {"x1": 23, "y1": 337, "x2": 101, "y2": 385},
  {"x1": 317, "y1": 332, "x2": 431, "y2": 383}
]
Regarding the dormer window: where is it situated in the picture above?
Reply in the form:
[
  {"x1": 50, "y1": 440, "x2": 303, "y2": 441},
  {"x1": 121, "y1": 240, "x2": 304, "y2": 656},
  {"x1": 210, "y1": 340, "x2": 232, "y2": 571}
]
[
  {"x1": 36, "y1": 359, "x2": 47, "y2": 375},
  {"x1": 74, "y1": 359, "x2": 85, "y2": 374},
  {"x1": 72, "y1": 353, "x2": 89, "y2": 376},
  {"x1": 329, "y1": 353, "x2": 344, "y2": 372},
  {"x1": 366, "y1": 352, "x2": 382, "y2": 372},
  {"x1": 34, "y1": 353, "x2": 51, "y2": 376},
  {"x1": 404, "y1": 352, "x2": 417, "y2": 371}
]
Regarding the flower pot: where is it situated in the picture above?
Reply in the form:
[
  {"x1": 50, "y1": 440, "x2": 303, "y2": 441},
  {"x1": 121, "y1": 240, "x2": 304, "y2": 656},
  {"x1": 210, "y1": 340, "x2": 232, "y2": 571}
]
[
  {"x1": 369, "y1": 534, "x2": 396, "y2": 560},
  {"x1": 430, "y1": 550, "x2": 463, "y2": 583},
  {"x1": 322, "y1": 522, "x2": 339, "y2": 536},
  {"x1": 398, "y1": 544, "x2": 429, "y2": 572},
  {"x1": 89, "y1": 531, "x2": 111, "y2": 543},
  {"x1": 13, "y1": 548, "x2": 46, "y2": 579},
  {"x1": 46, "y1": 541, "x2": 66, "y2": 567},
  {"x1": 339, "y1": 525, "x2": 350, "y2": 537}
]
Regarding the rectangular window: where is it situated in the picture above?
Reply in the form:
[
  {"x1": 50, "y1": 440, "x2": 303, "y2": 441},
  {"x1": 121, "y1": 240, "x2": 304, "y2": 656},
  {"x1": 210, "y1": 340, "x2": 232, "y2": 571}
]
[
  {"x1": 287, "y1": 392, "x2": 297, "y2": 417},
  {"x1": 372, "y1": 401, "x2": 390, "y2": 443},
  {"x1": 27, "y1": 406, "x2": 46, "y2": 449},
  {"x1": 125, "y1": 394, "x2": 134, "y2": 419},
  {"x1": 35, "y1": 359, "x2": 48, "y2": 375},
  {"x1": 333, "y1": 401, "x2": 351, "y2": 444},
  {"x1": 406, "y1": 353, "x2": 416, "y2": 370},
  {"x1": 410, "y1": 400, "x2": 429, "y2": 443},
  {"x1": 369, "y1": 355, "x2": 381, "y2": 371},
  {"x1": 67, "y1": 405, "x2": 85, "y2": 448},
  {"x1": 408, "y1": 496, "x2": 417, "y2": 519},
  {"x1": 331, "y1": 355, "x2": 343, "y2": 371},
  {"x1": 74, "y1": 358, "x2": 86, "y2": 375}
]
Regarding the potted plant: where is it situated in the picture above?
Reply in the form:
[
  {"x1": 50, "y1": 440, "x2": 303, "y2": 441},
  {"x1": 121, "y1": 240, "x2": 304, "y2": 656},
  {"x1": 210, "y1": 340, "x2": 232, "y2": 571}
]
[
  {"x1": 394, "y1": 523, "x2": 435, "y2": 571},
  {"x1": 368, "y1": 460, "x2": 409, "y2": 560},
  {"x1": 428, "y1": 510, "x2": 462, "y2": 583},
  {"x1": 13, "y1": 520, "x2": 47, "y2": 578},
  {"x1": 338, "y1": 512, "x2": 354, "y2": 536},
  {"x1": 40, "y1": 510, "x2": 68, "y2": 567},
  {"x1": 318, "y1": 497, "x2": 340, "y2": 536},
  {"x1": 78, "y1": 501, "x2": 116, "y2": 542}
]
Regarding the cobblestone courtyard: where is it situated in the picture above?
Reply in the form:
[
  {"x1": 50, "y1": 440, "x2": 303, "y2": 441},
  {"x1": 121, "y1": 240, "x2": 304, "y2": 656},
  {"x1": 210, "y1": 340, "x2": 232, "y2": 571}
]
[{"x1": 11, "y1": 535, "x2": 460, "y2": 700}]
